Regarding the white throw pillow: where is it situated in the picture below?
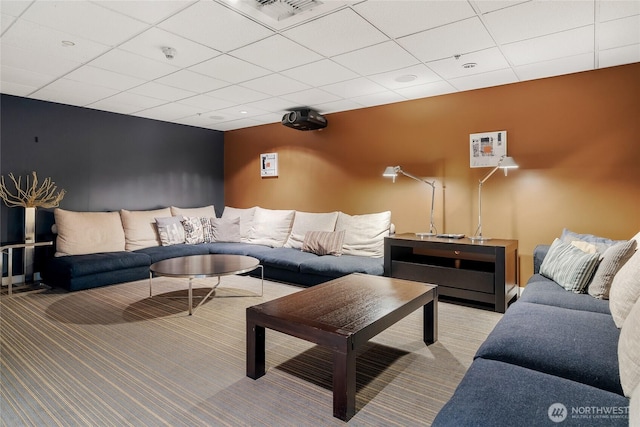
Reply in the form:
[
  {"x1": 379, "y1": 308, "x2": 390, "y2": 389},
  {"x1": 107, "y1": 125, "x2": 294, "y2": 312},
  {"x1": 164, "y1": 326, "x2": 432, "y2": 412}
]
[
  {"x1": 609, "y1": 249, "x2": 640, "y2": 328},
  {"x1": 618, "y1": 298, "x2": 640, "y2": 397},
  {"x1": 335, "y1": 211, "x2": 391, "y2": 258},
  {"x1": 170, "y1": 205, "x2": 216, "y2": 218},
  {"x1": 222, "y1": 206, "x2": 256, "y2": 242},
  {"x1": 54, "y1": 208, "x2": 125, "y2": 256},
  {"x1": 631, "y1": 385, "x2": 640, "y2": 427},
  {"x1": 120, "y1": 208, "x2": 171, "y2": 251},
  {"x1": 247, "y1": 207, "x2": 295, "y2": 248},
  {"x1": 284, "y1": 211, "x2": 339, "y2": 249}
]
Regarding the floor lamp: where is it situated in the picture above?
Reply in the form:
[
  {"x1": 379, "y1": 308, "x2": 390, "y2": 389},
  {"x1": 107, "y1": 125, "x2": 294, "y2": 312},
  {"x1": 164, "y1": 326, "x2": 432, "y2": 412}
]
[
  {"x1": 470, "y1": 155, "x2": 518, "y2": 242},
  {"x1": 383, "y1": 166, "x2": 437, "y2": 237}
]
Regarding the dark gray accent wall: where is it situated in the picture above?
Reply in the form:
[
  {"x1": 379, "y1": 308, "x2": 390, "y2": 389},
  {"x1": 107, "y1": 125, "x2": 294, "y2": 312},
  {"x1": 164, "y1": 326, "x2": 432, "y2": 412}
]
[{"x1": 1, "y1": 94, "x2": 224, "y2": 250}]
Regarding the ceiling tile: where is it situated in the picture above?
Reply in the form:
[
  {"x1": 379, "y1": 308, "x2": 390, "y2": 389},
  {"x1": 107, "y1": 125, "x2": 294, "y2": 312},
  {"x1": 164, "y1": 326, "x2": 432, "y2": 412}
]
[
  {"x1": 252, "y1": 112, "x2": 284, "y2": 125},
  {"x1": 502, "y1": 26, "x2": 594, "y2": 66},
  {"x1": 514, "y1": 53, "x2": 594, "y2": 81},
  {"x1": 0, "y1": 1, "x2": 32, "y2": 17},
  {"x1": 1, "y1": 64, "x2": 56, "y2": 90},
  {"x1": 599, "y1": 0, "x2": 640, "y2": 22},
  {"x1": 0, "y1": 44, "x2": 81, "y2": 79},
  {"x1": 368, "y1": 64, "x2": 442, "y2": 90},
  {"x1": 483, "y1": 1, "x2": 594, "y2": 44},
  {"x1": 215, "y1": 104, "x2": 269, "y2": 120},
  {"x1": 394, "y1": 80, "x2": 457, "y2": 100},
  {"x1": 332, "y1": 41, "x2": 419, "y2": 76},
  {"x1": 245, "y1": 97, "x2": 296, "y2": 113},
  {"x1": 210, "y1": 118, "x2": 263, "y2": 131},
  {"x1": 474, "y1": 1, "x2": 529, "y2": 14},
  {"x1": 280, "y1": 88, "x2": 341, "y2": 106},
  {"x1": 134, "y1": 102, "x2": 203, "y2": 121},
  {"x1": 599, "y1": 15, "x2": 640, "y2": 50},
  {"x1": 118, "y1": 27, "x2": 221, "y2": 68},
  {"x1": 282, "y1": 8, "x2": 387, "y2": 57},
  {"x1": 0, "y1": 80, "x2": 39, "y2": 97},
  {"x1": 177, "y1": 94, "x2": 236, "y2": 111},
  {"x1": 20, "y1": 1, "x2": 148, "y2": 46},
  {"x1": 449, "y1": 68, "x2": 519, "y2": 92},
  {"x1": 89, "y1": 49, "x2": 180, "y2": 80},
  {"x1": 128, "y1": 81, "x2": 196, "y2": 101},
  {"x1": 321, "y1": 77, "x2": 387, "y2": 98},
  {"x1": 206, "y1": 85, "x2": 269, "y2": 104},
  {"x1": 93, "y1": 1, "x2": 196, "y2": 24},
  {"x1": 281, "y1": 59, "x2": 358, "y2": 87},
  {"x1": 353, "y1": 1, "x2": 476, "y2": 38},
  {"x1": 32, "y1": 78, "x2": 119, "y2": 106},
  {"x1": 1, "y1": 14, "x2": 16, "y2": 34},
  {"x1": 599, "y1": 44, "x2": 640, "y2": 68},
  {"x1": 87, "y1": 98, "x2": 145, "y2": 115},
  {"x1": 231, "y1": 35, "x2": 322, "y2": 72},
  {"x1": 158, "y1": 1, "x2": 274, "y2": 52},
  {"x1": 351, "y1": 91, "x2": 406, "y2": 108},
  {"x1": 398, "y1": 17, "x2": 495, "y2": 63},
  {"x1": 189, "y1": 55, "x2": 270, "y2": 84},
  {"x1": 156, "y1": 70, "x2": 228, "y2": 93},
  {"x1": 315, "y1": 99, "x2": 363, "y2": 114},
  {"x1": 174, "y1": 114, "x2": 222, "y2": 128},
  {"x1": 240, "y1": 73, "x2": 311, "y2": 96},
  {"x1": 65, "y1": 66, "x2": 146, "y2": 91},
  {"x1": 100, "y1": 92, "x2": 166, "y2": 110},
  {"x1": 427, "y1": 48, "x2": 510, "y2": 80}
]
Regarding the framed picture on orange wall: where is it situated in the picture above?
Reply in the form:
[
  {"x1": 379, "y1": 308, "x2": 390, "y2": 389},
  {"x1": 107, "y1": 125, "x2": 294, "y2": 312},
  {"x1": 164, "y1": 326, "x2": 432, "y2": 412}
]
[
  {"x1": 470, "y1": 131, "x2": 507, "y2": 168},
  {"x1": 260, "y1": 153, "x2": 278, "y2": 177}
]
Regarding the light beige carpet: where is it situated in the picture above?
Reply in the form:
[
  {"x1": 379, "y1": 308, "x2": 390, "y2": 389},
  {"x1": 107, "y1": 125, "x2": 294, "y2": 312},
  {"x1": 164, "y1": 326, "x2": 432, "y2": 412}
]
[{"x1": 1, "y1": 276, "x2": 502, "y2": 426}]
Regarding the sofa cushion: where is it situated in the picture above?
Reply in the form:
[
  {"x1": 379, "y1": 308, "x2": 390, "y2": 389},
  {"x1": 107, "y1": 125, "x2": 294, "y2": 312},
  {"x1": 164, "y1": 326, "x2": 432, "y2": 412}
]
[
  {"x1": 475, "y1": 301, "x2": 623, "y2": 394},
  {"x1": 204, "y1": 242, "x2": 264, "y2": 256},
  {"x1": 246, "y1": 207, "x2": 295, "y2": 248},
  {"x1": 284, "y1": 211, "x2": 339, "y2": 249},
  {"x1": 432, "y1": 358, "x2": 630, "y2": 427},
  {"x1": 121, "y1": 208, "x2": 171, "y2": 251},
  {"x1": 609, "y1": 249, "x2": 640, "y2": 328},
  {"x1": 210, "y1": 217, "x2": 241, "y2": 243},
  {"x1": 539, "y1": 238, "x2": 600, "y2": 293},
  {"x1": 170, "y1": 205, "x2": 215, "y2": 218},
  {"x1": 588, "y1": 239, "x2": 637, "y2": 299},
  {"x1": 135, "y1": 244, "x2": 209, "y2": 264},
  {"x1": 45, "y1": 251, "x2": 150, "y2": 278},
  {"x1": 299, "y1": 254, "x2": 384, "y2": 278},
  {"x1": 618, "y1": 299, "x2": 640, "y2": 397},
  {"x1": 520, "y1": 276, "x2": 611, "y2": 314},
  {"x1": 302, "y1": 230, "x2": 345, "y2": 256},
  {"x1": 254, "y1": 247, "x2": 320, "y2": 272},
  {"x1": 335, "y1": 211, "x2": 391, "y2": 258},
  {"x1": 54, "y1": 208, "x2": 125, "y2": 256},
  {"x1": 155, "y1": 216, "x2": 185, "y2": 246}
]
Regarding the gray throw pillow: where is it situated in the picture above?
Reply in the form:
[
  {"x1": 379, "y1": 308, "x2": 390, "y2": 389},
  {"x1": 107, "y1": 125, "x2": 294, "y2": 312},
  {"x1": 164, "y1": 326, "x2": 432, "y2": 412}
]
[
  {"x1": 609, "y1": 249, "x2": 640, "y2": 328},
  {"x1": 588, "y1": 240, "x2": 637, "y2": 299},
  {"x1": 302, "y1": 230, "x2": 345, "y2": 256},
  {"x1": 211, "y1": 217, "x2": 241, "y2": 243},
  {"x1": 540, "y1": 238, "x2": 600, "y2": 293},
  {"x1": 155, "y1": 216, "x2": 185, "y2": 246}
]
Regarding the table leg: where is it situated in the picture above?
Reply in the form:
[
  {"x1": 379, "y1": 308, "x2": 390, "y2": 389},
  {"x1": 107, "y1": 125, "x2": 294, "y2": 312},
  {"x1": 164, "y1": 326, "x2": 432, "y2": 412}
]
[
  {"x1": 188, "y1": 277, "x2": 193, "y2": 315},
  {"x1": 423, "y1": 294, "x2": 438, "y2": 344},
  {"x1": 246, "y1": 315, "x2": 265, "y2": 379},
  {"x1": 333, "y1": 346, "x2": 356, "y2": 421}
]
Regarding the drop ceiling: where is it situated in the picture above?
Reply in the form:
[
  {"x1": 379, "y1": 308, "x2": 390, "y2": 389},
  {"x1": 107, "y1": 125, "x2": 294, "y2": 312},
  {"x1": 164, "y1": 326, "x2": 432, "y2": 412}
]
[{"x1": 1, "y1": 0, "x2": 638, "y2": 131}]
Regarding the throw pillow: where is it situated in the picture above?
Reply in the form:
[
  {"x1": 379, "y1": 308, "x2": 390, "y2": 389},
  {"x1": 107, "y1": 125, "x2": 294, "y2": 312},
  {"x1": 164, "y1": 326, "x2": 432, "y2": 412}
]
[
  {"x1": 631, "y1": 385, "x2": 640, "y2": 427},
  {"x1": 560, "y1": 228, "x2": 624, "y2": 255},
  {"x1": 284, "y1": 211, "x2": 339, "y2": 249},
  {"x1": 302, "y1": 230, "x2": 345, "y2": 256},
  {"x1": 170, "y1": 205, "x2": 216, "y2": 218},
  {"x1": 120, "y1": 208, "x2": 171, "y2": 251},
  {"x1": 609, "y1": 249, "x2": 640, "y2": 328},
  {"x1": 222, "y1": 206, "x2": 256, "y2": 242},
  {"x1": 618, "y1": 298, "x2": 640, "y2": 397},
  {"x1": 200, "y1": 217, "x2": 214, "y2": 243},
  {"x1": 155, "y1": 216, "x2": 185, "y2": 246},
  {"x1": 588, "y1": 240, "x2": 637, "y2": 299},
  {"x1": 335, "y1": 211, "x2": 391, "y2": 258},
  {"x1": 182, "y1": 216, "x2": 205, "y2": 244},
  {"x1": 246, "y1": 207, "x2": 295, "y2": 248},
  {"x1": 210, "y1": 217, "x2": 241, "y2": 242},
  {"x1": 539, "y1": 238, "x2": 600, "y2": 293},
  {"x1": 54, "y1": 208, "x2": 125, "y2": 256}
]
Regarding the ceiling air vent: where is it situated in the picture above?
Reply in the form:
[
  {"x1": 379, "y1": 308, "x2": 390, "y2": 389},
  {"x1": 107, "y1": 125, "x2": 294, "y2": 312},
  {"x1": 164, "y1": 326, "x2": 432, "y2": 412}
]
[{"x1": 251, "y1": 0, "x2": 323, "y2": 21}]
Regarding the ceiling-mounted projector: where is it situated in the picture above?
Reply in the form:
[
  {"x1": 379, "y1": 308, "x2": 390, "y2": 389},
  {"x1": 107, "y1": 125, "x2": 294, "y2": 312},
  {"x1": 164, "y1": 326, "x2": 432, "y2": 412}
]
[{"x1": 282, "y1": 108, "x2": 327, "y2": 131}]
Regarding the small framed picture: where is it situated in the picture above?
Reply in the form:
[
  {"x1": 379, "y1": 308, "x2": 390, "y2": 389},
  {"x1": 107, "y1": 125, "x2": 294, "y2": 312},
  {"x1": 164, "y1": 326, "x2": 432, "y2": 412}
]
[
  {"x1": 470, "y1": 131, "x2": 507, "y2": 168},
  {"x1": 260, "y1": 153, "x2": 278, "y2": 177}
]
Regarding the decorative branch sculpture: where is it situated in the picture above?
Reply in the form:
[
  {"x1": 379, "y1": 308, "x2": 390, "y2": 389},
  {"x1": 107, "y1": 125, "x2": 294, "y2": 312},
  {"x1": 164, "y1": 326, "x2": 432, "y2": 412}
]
[{"x1": 0, "y1": 171, "x2": 66, "y2": 208}]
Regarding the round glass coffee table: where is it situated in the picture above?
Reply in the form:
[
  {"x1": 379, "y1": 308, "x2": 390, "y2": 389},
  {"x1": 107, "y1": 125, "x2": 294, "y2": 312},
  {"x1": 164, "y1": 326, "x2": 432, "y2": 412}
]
[{"x1": 149, "y1": 254, "x2": 263, "y2": 315}]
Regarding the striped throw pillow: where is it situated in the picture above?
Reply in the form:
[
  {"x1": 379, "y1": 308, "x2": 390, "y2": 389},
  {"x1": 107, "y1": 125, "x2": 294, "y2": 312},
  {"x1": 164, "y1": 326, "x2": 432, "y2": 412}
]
[
  {"x1": 302, "y1": 230, "x2": 345, "y2": 256},
  {"x1": 540, "y1": 238, "x2": 601, "y2": 293}
]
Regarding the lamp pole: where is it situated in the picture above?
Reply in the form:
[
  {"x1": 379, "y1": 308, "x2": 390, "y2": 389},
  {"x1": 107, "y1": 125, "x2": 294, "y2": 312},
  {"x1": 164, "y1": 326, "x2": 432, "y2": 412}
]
[{"x1": 384, "y1": 166, "x2": 437, "y2": 237}]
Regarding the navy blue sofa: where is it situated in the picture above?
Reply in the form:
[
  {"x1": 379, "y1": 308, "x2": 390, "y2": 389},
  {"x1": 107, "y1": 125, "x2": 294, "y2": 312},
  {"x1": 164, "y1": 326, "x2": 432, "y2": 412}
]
[
  {"x1": 432, "y1": 245, "x2": 629, "y2": 426},
  {"x1": 42, "y1": 242, "x2": 384, "y2": 291}
]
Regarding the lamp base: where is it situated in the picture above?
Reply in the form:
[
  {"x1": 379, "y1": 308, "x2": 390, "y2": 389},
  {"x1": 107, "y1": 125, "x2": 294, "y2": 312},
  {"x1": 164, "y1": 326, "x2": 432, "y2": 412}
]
[
  {"x1": 469, "y1": 235, "x2": 492, "y2": 242},
  {"x1": 415, "y1": 232, "x2": 436, "y2": 238}
]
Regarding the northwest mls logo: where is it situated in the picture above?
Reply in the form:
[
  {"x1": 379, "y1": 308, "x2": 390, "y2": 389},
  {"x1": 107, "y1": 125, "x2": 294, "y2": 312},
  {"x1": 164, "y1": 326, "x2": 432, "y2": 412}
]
[{"x1": 548, "y1": 403, "x2": 568, "y2": 423}]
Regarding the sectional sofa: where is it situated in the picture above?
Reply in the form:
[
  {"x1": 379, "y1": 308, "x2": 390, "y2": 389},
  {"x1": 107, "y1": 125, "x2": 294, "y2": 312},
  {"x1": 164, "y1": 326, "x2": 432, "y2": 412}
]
[
  {"x1": 433, "y1": 231, "x2": 640, "y2": 426},
  {"x1": 42, "y1": 205, "x2": 392, "y2": 291}
]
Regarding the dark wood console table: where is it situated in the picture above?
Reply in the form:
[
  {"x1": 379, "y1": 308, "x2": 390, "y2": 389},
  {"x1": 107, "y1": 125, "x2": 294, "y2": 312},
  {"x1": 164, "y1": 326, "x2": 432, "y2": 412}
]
[{"x1": 384, "y1": 234, "x2": 518, "y2": 313}]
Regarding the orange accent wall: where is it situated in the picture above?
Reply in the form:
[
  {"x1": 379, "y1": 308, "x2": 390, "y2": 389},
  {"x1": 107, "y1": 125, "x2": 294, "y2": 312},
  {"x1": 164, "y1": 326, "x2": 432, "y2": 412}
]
[{"x1": 224, "y1": 63, "x2": 640, "y2": 284}]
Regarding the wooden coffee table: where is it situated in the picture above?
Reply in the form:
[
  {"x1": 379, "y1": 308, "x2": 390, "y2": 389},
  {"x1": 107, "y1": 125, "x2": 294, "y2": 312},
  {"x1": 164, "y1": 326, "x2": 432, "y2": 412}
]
[
  {"x1": 150, "y1": 254, "x2": 263, "y2": 315},
  {"x1": 246, "y1": 273, "x2": 437, "y2": 421}
]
